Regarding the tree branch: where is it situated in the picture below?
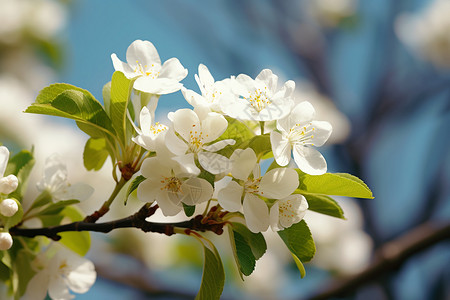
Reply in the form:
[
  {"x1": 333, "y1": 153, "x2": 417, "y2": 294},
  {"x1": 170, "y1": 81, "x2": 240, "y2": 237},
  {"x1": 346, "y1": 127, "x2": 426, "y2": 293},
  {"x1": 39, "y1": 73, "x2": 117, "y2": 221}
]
[
  {"x1": 307, "y1": 221, "x2": 450, "y2": 300},
  {"x1": 10, "y1": 204, "x2": 226, "y2": 241}
]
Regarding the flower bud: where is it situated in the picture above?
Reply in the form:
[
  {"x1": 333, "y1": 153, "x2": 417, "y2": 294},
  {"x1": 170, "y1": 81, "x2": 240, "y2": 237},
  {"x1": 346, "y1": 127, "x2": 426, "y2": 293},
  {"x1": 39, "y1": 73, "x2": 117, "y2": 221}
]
[
  {"x1": 0, "y1": 199, "x2": 18, "y2": 217},
  {"x1": 0, "y1": 232, "x2": 13, "y2": 250},
  {"x1": 0, "y1": 174, "x2": 19, "y2": 195}
]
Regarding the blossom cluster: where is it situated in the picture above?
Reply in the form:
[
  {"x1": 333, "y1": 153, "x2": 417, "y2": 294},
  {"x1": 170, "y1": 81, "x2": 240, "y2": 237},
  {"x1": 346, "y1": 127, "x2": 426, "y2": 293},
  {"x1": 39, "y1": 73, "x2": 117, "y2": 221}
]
[{"x1": 114, "y1": 40, "x2": 333, "y2": 233}]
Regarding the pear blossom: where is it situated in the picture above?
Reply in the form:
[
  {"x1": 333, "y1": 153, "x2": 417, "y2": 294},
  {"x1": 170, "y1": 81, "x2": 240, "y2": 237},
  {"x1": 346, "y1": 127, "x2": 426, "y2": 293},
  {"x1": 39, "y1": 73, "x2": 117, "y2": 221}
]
[
  {"x1": 165, "y1": 108, "x2": 235, "y2": 174},
  {"x1": 111, "y1": 39, "x2": 188, "y2": 94},
  {"x1": 221, "y1": 69, "x2": 295, "y2": 121},
  {"x1": 36, "y1": 154, "x2": 94, "y2": 201},
  {"x1": 269, "y1": 194, "x2": 308, "y2": 231},
  {"x1": 131, "y1": 106, "x2": 168, "y2": 152},
  {"x1": 23, "y1": 246, "x2": 96, "y2": 300},
  {"x1": 271, "y1": 101, "x2": 332, "y2": 175},
  {"x1": 217, "y1": 148, "x2": 299, "y2": 233},
  {"x1": 182, "y1": 64, "x2": 234, "y2": 113},
  {"x1": 137, "y1": 156, "x2": 213, "y2": 216},
  {"x1": 0, "y1": 232, "x2": 13, "y2": 250},
  {"x1": 0, "y1": 146, "x2": 18, "y2": 195},
  {"x1": 0, "y1": 198, "x2": 18, "y2": 217}
]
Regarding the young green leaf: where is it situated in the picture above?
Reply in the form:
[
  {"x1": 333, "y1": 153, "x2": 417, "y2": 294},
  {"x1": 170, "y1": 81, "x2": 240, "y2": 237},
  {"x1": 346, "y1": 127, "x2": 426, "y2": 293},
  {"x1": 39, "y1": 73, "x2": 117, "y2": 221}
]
[
  {"x1": 232, "y1": 222, "x2": 267, "y2": 260},
  {"x1": 83, "y1": 138, "x2": 111, "y2": 171},
  {"x1": 278, "y1": 220, "x2": 315, "y2": 263},
  {"x1": 125, "y1": 175, "x2": 146, "y2": 205},
  {"x1": 302, "y1": 194, "x2": 346, "y2": 219},
  {"x1": 195, "y1": 242, "x2": 225, "y2": 300},
  {"x1": 58, "y1": 206, "x2": 91, "y2": 256},
  {"x1": 183, "y1": 203, "x2": 196, "y2": 217},
  {"x1": 110, "y1": 71, "x2": 134, "y2": 145},
  {"x1": 36, "y1": 200, "x2": 80, "y2": 216},
  {"x1": 229, "y1": 229, "x2": 256, "y2": 277},
  {"x1": 298, "y1": 172, "x2": 373, "y2": 199},
  {"x1": 14, "y1": 249, "x2": 36, "y2": 298},
  {"x1": 216, "y1": 117, "x2": 255, "y2": 157},
  {"x1": 247, "y1": 134, "x2": 272, "y2": 158}
]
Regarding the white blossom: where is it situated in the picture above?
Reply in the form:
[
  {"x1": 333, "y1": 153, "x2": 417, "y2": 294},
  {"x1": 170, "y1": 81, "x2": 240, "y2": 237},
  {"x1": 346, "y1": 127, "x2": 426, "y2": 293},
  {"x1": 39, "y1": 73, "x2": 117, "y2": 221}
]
[
  {"x1": 221, "y1": 69, "x2": 294, "y2": 121},
  {"x1": 0, "y1": 198, "x2": 18, "y2": 217},
  {"x1": 111, "y1": 39, "x2": 188, "y2": 94},
  {"x1": 131, "y1": 106, "x2": 168, "y2": 152},
  {"x1": 36, "y1": 154, "x2": 94, "y2": 201},
  {"x1": 271, "y1": 101, "x2": 332, "y2": 175},
  {"x1": 217, "y1": 148, "x2": 299, "y2": 233},
  {"x1": 269, "y1": 194, "x2": 308, "y2": 231},
  {"x1": 23, "y1": 246, "x2": 96, "y2": 300},
  {"x1": 165, "y1": 108, "x2": 235, "y2": 174},
  {"x1": 0, "y1": 232, "x2": 13, "y2": 250},
  {"x1": 137, "y1": 156, "x2": 213, "y2": 216},
  {"x1": 0, "y1": 146, "x2": 18, "y2": 195}
]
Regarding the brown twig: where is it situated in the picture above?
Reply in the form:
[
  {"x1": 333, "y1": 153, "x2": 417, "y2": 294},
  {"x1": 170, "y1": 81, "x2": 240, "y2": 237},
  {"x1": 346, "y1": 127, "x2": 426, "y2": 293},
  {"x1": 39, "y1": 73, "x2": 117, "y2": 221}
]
[
  {"x1": 307, "y1": 221, "x2": 450, "y2": 300},
  {"x1": 10, "y1": 204, "x2": 227, "y2": 241}
]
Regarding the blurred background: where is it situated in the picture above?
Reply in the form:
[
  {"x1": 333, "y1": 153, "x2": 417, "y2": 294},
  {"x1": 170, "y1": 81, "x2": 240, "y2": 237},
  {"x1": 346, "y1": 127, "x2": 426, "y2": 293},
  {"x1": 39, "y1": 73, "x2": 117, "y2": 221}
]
[{"x1": 0, "y1": 0, "x2": 449, "y2": 299}]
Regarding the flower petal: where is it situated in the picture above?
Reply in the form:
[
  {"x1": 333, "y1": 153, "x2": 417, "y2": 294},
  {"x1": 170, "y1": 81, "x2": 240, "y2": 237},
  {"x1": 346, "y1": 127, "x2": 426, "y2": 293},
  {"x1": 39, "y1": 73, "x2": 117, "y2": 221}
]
[
  {"x1": 293, "y1": 145, "x2": 327, "y2": 175},
  {"x1": 137, "y1": 179, "x2": 161, "y2": 203},
  {"x1": 126, "y1": 40, "x2": 161, "y2": 69},
  {"x1": 158, "y1": 192, "x2": 183, "y2": 216},
  {"x1": 290, "y1": 101, "x2": 315, "y2": 124},
  {"x1": 54, "y1": 183, "x2": 94, "y2": 201},
  {"x1": 65, "y1": 258, "x2": 96, "y2": 294},
  {"x1": 159, "y1": 57, "x2": 188, "y2": 82},
  {"x1": 310, "y1": 121, "x2": 332, "y2": 147},
  {"x1": 22, "y1": 271, "x2": 50, "y2": 300},
  {"x1": 230, "y1": 148, "x2": 257, "y2": 180},
  {"x1": 140, "y1": 157, "x2": 171, "y2": 179},
  {"x1": 256, "y1": 69, "x2": 277, "y2": 92},
  {"x1": 270, "y1": 131, "x2": 291, "y2": 166},
  {"x1": 181, "y1": 177, "x2": 213, "y2": 205},
  {"x1": 134, "y1": 77, "x2": 183, "y2": 94},
  {"x1": 217, "y1": 180, "x2": 243, "y2": 212},
  {"x1": 172, "y1": 109, "x2": 200, "y2": 142},
  {"x1": 0, "y1": 146, "x2": 9, "y2": 177},
  {"x1": 259, "y1": 167, "x2": 298, "y2": 199},
  {"x1": 0, "y1": 175, "x2": 18, "y2": 195},
  {"x1": 111, "y1": 54, "x2": 135, "y2": 78},
  {"x1": 197, "y1": 64, "x2": 215, "y2": 88},
  {"x1": 48, "y1": 275, "x2": 72, "y2": 300},
  {"x1": 139, "y1": 107, "x2": 152, "y2": 135},
  {"x1": 198, "y1": 152, "x2": 232, "y2": 174},
  {"x1": 201, "y1": 113, "x2": 228, "y2": 143},
  {"x1": 203, "y1": 139, "x2": 235, "y2": 152},
  {"x1": 164, "y1": 128, "x2": 189, "y2": 155},
  {"x1": 243, "y1": 193, "x2": 269, "y2": 233},
  {"x1": 172, "y1": 153, "x2": 200, "y2": 176}
]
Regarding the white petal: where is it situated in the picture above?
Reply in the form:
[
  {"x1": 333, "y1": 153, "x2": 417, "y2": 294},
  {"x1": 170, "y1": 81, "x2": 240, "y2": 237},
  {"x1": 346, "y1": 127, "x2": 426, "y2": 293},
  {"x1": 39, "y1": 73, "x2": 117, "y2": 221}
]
[
  {"x1": 201, "y1": 113, "x2": 228, "y2": 143},
  {"x1": 134, "y1": 77, "x2": 183, "y2": 94},
  {"x1": 256, "y1": 69, "x2": 277, "y2": 92},
  {"x1": 157, "y1": 192, "x2": 183, "y2": 216},
  {"x1": 235, "y1": 74, "x2": 255, "y2": 94},
  {"x1": 218, "y1": 180, "x2": 243, "y2": 212},
  {"x1": 65, "y1": 259, "x2": 96, "y2": 294},
  {"x1": 164, "y1": 128, "x2": 189, "y2": 155},
  {"x1": 132, "y1": 134, "x2": 155, "y2": 151},
  {"x1": 259, "y1": 168, "x2": 299, "y2": 199},
  {"x1": 290, "y1": 101, "x2": 316, "y2": 124},
  {"x1": 310, "y1": 121, "x2": 333, "y2": 147},
  {"x1": 269, "y1": 201, "x2": 281, "y2": 231},
  {"x1": 293, "y1": 145, "x2": 327, "y2": 175},
  {"x1": 159, "y1": 58, "x2": 188, "y2": 81},
  {"x1": 171, "y1": 153, "x2": 200, "y2": 176},
  {"x1": 126, "y1": 40, "x2": 161, "y2": 69},
  {"x1": 111, "y1": 53, "x2": 135, "y2": 78},
  {"x1": 277, "y1": 194, "x2": 308, "y2": 229},
  {"x1": 52, "y1": 182, "x2": 94, "y2": 201},
  {"x1": 270, "y1": 131, "x2": 291, "y2": 166},
  {"x1": 203, "y1": 139, "x2": 235, "y2": 152},
  {"x1": 193, "y1": 104, "x2": 211, "y2": 121},
  {"x1": 172, "y1": 109, "x2": 200, "y2": 142},
  {"x1": 182, "y1": 88, "x2": 205, "y2": 107},
  {"x1": 198, "y1": 64, "x2": 215, "y2": 87},
  {"x1": 139, "y1": 107, "x2": 152, "y2": 135},
  {"x1": 230, "y1": 148, "x2": 257, "y2": 180},
  {"x1": 0, "y1": 232, "x2": 13, "y2": 250},
  {"x1": 0, "y1": 175, "x2": 18, "y2": 194},
  {"x1": 0, "y1": 146, "x2": 10, "y2": 177},
  {"x1": 48, "y1": 275, "x2": 73, "y2": 300},
  {"x1": 198, "y1": 152, "x2": 231, "y2": 174},
  {"x1": 140, "y1": 157, "x2": 171, "y2": 179},
  {"x1": 137, "y1": 179, "x2": 161, "y2": 203},
  {"x1": 243, "y1": 193, "x2": 269, "y2": 233},
  {"x1": 181, "y1": 177, "x2": 213, "y2": 205},
  {"x1": 0, "y1": 199, "x2": 18, "y2": 217},
  {"x1": 22, "y1": 271, "x2": 50, "y2": 300}
]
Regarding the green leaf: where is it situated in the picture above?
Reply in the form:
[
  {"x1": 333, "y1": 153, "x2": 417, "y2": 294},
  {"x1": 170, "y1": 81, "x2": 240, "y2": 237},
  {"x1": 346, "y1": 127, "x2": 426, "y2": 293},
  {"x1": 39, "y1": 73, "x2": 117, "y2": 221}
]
[
  {"x1": 298, "y1": 172, "x2": 373, "y2": 199},
  {"x1": 83, "y1": 138, "x2": 110, "y2": 171},
  {"x1": 26, "y1": 86, "x2": 116, "y2": 141},
  {"x1": 37, "y1": 200, "x2": 80, "y2": 216},
  {"x1": 232, "y1": 222, "x2": 266, "y2": 260},
  {"x1": 58, "y1": 206, "x2": 90, "y2": 256},
  {"x1": 195, "y1": 242, "x2": 225, "y2": 300},
  {"x1": 28, "y1": 190, "x2": 53, "y2": 211},
  {"x1": 14, "y1": 250, "x2": 35, "y2": 298},
  {"x1": 216, "y1": 117, "x2": 255, "y2": 157},
  {"x1": 247, "y1": 133, "x2": 272, "y2": 158},
  {"x1": 5, "y1": 150, "x2": 35, "y2": 200},
  {"x1": 302, "y1": 194, "x2": 345, "y2": 219},
  {"x1": 2, "y1": 199, "x2": 23, "y2": 230},
  {"x1": 125, "y1": 175, "x2": 146, "y2": 205},
  {"x1": 278, "y1": 220, "x2": 315, "y2": 263},
  {"x1": 231, "y1": 230, "x2": 256, "y2": 277},
  {"x1": 110, "y1": 71, "x2": 134, "y2": 144},
  {"x1": 102, "y1": 81, "x2": 112, "y2": 117},
  {"x1": 197, "y1": 170, "x2": 215, "y2": 187},
  {"x1": 0, "y1": 259, "x2": 11, "y2": 281},
  {"x1": 291, "y1": 253, "x2": 306, "y2": 278},
  {"x1": 183, "y1": 203, "x2": 195, "y2": 217}
]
